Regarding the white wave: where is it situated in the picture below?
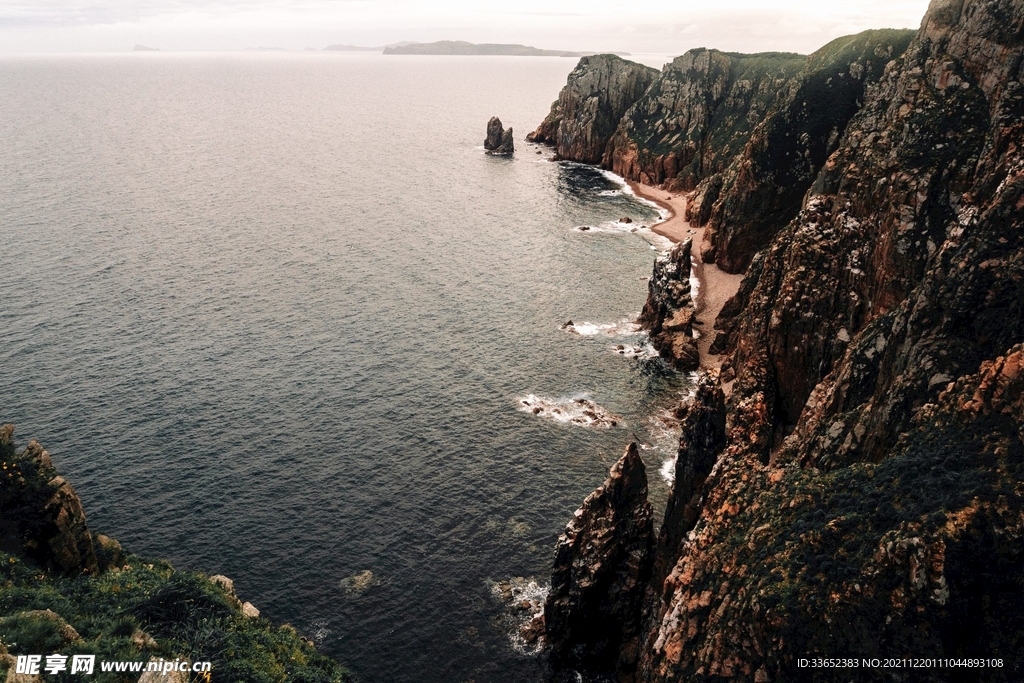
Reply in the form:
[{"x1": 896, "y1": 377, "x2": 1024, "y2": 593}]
[
  {"x1": 573, "y1": 220, "x2": 646, "y2": 234},
  {"x1": 689, "y1": 253, "x2": 701, "y2": 303},
  {"x1": 609, "y1": 342, "x2": 658, "y2": 359},
  {"x1": 660, "y1": 454, "x2": 677, "y2": 485},
  {"x1": 491, "y1": 577, "x2": 549, "y2": 655},
  {"x1": 517, "y1": 394, "x2": 621, "y2": 428},
  {"x1": 601, "y1": 168, "x2": 671, "y2": 219},
  {"x1": 560, "y1": 318, "x2": 641, "y2": 337},
  {"x1": 637, "y1": 406, "x2": 685, "y2": 485}
]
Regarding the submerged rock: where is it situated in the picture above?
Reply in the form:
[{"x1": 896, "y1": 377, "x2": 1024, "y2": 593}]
[
  {"x1": 545, "y1": 442, "x2": 654, "y2": 678},
  {"x1": 519, "y1": 395, "x2": 620, "y2": 428}
]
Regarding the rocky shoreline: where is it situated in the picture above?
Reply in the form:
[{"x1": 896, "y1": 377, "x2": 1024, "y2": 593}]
[
  {"x1": 628, "y1": 182, "x2": 744, "y2": 372},
  {"x1": 530, "y1": 0, "x2": 1024, "y2": 680}
]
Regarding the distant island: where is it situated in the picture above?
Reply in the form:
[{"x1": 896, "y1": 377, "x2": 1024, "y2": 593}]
[
  {"x1": 323, "y1": 44, "x2": 383, "y2": 52},
  {"x1": 323, "y1": 41, "x2": 413, "y2": 52},
  {"x1": 382, "y1": 41, "x2": 629, "y2": 57},
  {"x1": 131, "y1": 44, "x2": 159, "y2": 51}
]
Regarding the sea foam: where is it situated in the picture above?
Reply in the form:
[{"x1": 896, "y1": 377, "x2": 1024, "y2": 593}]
[{"x1": 517, "y1": 394, "x2": 621, "y2": 428}]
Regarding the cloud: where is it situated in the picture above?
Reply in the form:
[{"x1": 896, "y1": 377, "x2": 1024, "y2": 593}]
[{"x1": 0, "y1": 0, "x2": 931, "y2": 53}]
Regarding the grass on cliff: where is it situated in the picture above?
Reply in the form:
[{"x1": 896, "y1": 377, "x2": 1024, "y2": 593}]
[{"x1": 0, "y1": 552, "x2": 352, "y2": 683}]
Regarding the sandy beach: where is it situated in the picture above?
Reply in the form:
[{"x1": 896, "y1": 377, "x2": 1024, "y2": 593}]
[{"x1": 628, "y1": 181, "x2": 744, "y2": 370}]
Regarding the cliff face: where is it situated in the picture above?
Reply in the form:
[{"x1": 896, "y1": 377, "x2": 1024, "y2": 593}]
[
  {"x1": 545, "y1": 443, "x2": 654, "y2": 679},
  {"x1": 694, "y1": 29, "x2": 916, "y2": 273},
  {"x1": 527, "y1": 55, "x2": 658, "y2": 164},
  {"x1": 550, "y1": 0, "x2": 1024, "y2": 680},
  {"x1": 605, "y1": 50, "x2": 805, "y2": 192},
  {"x1": 637, "y1": 240, "x2": 699, "y2": 370}
]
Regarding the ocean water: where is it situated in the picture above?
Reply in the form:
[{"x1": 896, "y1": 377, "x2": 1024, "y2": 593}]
[{"x1": 0, "y1": 52, "x2": 689, "y2": 682}]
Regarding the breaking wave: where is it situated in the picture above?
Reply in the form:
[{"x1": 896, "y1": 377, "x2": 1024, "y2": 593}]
[{"x1": 517, "y1": 394, "x2": 622, "y2": 428}]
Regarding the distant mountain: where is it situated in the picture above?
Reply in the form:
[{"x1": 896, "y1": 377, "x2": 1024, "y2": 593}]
[
  {"x1": 131, "y1": 44, "x2": 159, "y2": 52},
  {"x1": 323, "y1": 41, "x2": 414, "y2": 52},
  {"x1": 382, "y1": 41, "x2": 629, "y2": 57},
  {"x1": 323, "y1": 44, "x2": 381, "y2": 52}
]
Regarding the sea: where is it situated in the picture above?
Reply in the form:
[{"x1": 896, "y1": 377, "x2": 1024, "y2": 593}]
[{"x1": 0, "y1": 51, "x2": 690, "y2": 683}]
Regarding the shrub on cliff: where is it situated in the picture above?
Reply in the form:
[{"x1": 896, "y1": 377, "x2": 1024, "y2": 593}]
[{"x1": 0, "y1": 426, "x2": 353, "y2": 682}]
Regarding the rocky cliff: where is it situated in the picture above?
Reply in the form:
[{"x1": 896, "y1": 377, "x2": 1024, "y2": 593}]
[
  {"x1": 605, "y1": 50, "x2": 804, "y2": 192},
  {"x1": 527, "y1": 55, "x2": 658, "y2": 163},
  {"x1": 693, "y1": 29, "x2": 916, "y2": 272},
  {"x1": 547, "y1": 0, "x2": 1024, "y2": 680},
  {"x1": 533, "y1": 33, "x2": 915, "y2": 275},
  {"x1": 0, "y1": 424, "x2": 100, "y2": 574}
]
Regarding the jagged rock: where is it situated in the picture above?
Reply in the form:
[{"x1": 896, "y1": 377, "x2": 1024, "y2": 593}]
[
  {"x1": 606, "y1": 49, "x2": 805, "y2": 190},
  {"x1": 652, "y1": 372, "x2": 726, "y2": 584},
  {"x1": 209, "y1": 574, "x2": 236, "y2": 596},
  {"x1": 132, "y1": 629, "x2": 158, "y2": 649},
  {"x1": 242, "y1": 601, "x2": 261, "y2": 618},
  {"x1": 545, "y1": 443, "x2": 654, "y2": 677},
  {"x1": 484, "y1": 116, "x2": 504, "y2": 150},
  {"x1": 529, "y1": 55, "x2": 658, "y2": 164},
  {"x1": 693, "y1": 29, "x2": 915, "y2": 274},
  {"x1": 638, "y1": 240, "x2": 699, "y2": 370},
  {"x1": 485, "y1": 117, "x2": 514, "y2": 156},
  {"x1": 0, "y1": 425, "x2": 99, "y2": 574}
]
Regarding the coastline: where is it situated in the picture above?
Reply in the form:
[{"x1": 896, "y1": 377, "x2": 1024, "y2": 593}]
[{"x1": 627, "y1": 180, "x2": 743, "y2": 370}]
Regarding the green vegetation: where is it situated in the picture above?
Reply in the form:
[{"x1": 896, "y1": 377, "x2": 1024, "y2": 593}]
[
  {"x1": 0, "y1": 552, "x2": 352, "y2": 682},
  {"x1": 1, "y1": 427, "x2": 352, "y2": 682}
]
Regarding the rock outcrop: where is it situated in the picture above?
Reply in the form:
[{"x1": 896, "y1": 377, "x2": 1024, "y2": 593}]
[
  {"x1": 606, "y1": 49, "x2": 805, "y2": 191},
  {"x1": 0, "y1": 424, "x2": 99, "y2": 574},
  {"x1": 637, "y1": 240, "x2": 699, "y2": 370},
  {"x1": 485, "y1": 116, "x2": 514, "y2": 156},
  {"x1": 545, "y1": 442, "x2": 654, "y2": 678},
  {"x1": 545, "y1": 0, "x2": 1024, "y2": 680},
  {"x1": 528, "y1": 55, "x2": 658, "y2": 163}
]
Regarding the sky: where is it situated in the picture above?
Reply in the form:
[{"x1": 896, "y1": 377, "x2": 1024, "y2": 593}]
[{"x1": 0, "y1": 0, "x2": 933, "y2": 54}]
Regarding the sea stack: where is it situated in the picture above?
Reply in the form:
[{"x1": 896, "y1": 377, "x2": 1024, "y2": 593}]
[
  {"x1": 484, "y1": 116, "x2": 514, "y2": 156},
  {"x1": 544, "y1": 442, "x2": 654, "y2": 678}
]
